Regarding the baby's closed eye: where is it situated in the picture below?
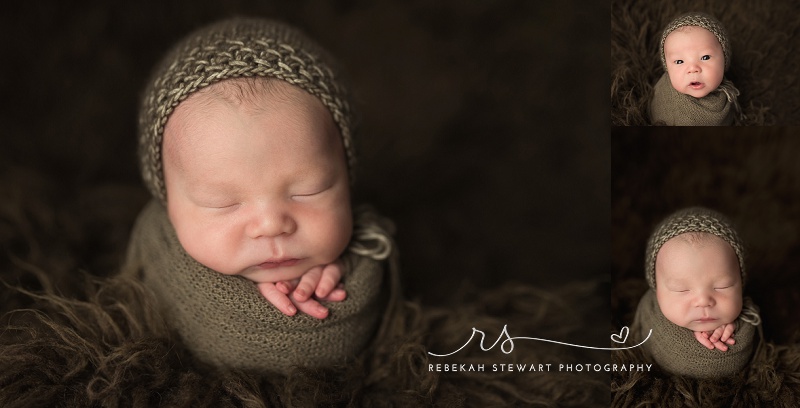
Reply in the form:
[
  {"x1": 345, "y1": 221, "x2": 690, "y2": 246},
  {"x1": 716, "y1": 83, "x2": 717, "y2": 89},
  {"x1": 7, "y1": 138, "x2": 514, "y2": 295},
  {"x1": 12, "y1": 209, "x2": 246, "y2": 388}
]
[
  {"x1": 290, "y1": 180, "x2": 335, "y2": 200},
  {"x1": 195, "y1": 197, "x2": 241, "y2": 210}
]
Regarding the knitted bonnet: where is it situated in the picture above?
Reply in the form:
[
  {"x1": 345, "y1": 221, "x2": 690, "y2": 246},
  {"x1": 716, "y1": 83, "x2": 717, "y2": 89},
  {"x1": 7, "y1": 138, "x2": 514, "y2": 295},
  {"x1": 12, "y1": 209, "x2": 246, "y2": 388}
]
[
  {"x1": 138, "y1": 17, "x2": 356, "y2": 202},
  {"x1": 659, "y1": 12, "x2": 731, "y2": 72},
  {"x1": 644, "y1": 207, "x2": 746, "y2": 289}
]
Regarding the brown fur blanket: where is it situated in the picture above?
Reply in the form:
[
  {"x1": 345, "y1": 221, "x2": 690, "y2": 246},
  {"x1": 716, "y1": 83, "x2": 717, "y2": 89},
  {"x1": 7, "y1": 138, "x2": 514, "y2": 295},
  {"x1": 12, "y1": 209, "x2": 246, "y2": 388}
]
[
  {"x1": 612, "y1": 336, "x2": 800, "y2": 407},
  {"x1": 611, "y1": 0, "x2": 800, "y2": 125},
  {"x1": 1, "y1": 270, "x2": 609, "y2": 407}
]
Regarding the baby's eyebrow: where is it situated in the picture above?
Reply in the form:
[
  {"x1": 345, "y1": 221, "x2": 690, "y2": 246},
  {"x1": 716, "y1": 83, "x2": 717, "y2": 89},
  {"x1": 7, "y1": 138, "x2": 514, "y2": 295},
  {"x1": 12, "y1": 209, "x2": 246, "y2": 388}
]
[
  {"x1": 659, "y1": 274, "x2": 688, "y2": 285},
  {"x1": 187, "y1": 179, "x2": 238, "y2": 196}
]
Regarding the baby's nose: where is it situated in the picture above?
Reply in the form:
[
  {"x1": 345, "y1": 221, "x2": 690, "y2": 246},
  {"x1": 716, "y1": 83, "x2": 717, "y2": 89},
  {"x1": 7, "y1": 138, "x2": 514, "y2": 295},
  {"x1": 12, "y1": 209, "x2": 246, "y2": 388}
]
[
  {"x1": 694, "y1": 292, "x2": 716, "y2": 307},
  {"x1": 246, "y1": 205, "x2": 297, "y2": 238}
]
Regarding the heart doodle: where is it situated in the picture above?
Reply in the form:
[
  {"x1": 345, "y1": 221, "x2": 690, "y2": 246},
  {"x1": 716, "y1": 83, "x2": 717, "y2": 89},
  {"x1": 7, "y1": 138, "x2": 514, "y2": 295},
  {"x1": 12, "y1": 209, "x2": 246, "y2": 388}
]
[{"x1": 611, "y1": 326, "x2": 630, "y2": 344}]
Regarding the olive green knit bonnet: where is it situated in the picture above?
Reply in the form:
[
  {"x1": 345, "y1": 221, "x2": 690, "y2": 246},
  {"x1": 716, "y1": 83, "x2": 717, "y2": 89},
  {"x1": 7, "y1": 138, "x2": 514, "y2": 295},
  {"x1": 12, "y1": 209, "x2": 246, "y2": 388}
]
[
  {"x1": 644, "y1": 207, "x2": 746, "y2": 289},
  {"x1": 138, "y1": 17, "x2": 356, "y2": 202},
  {"x1": 659, "y1": 12, "x2": 731, "y2": 72}
]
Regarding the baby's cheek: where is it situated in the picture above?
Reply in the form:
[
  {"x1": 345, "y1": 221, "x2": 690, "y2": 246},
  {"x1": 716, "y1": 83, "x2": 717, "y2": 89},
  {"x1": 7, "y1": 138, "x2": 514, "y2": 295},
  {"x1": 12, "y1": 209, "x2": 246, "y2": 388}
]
[
  {"x1": 176, "y1": 221, "x2": 239, "y2": 275},
  {"x1": 665, "y1": 68, "x2": 681, "y2": 91},
  {"x1": 656, "y1": 293, "x2": 690, "y2": 327},
  {"x1": 660, "y1": 307, "x2": 683, "y2": 327},
  {"x1": 318, "y1": 223, "x2": 351, "y2": 263}
]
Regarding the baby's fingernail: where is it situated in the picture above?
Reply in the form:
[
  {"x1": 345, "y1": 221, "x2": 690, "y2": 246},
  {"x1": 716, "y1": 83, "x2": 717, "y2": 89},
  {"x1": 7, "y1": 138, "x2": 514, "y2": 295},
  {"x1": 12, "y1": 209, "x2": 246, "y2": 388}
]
[{"x1": 287, "y1": 305, "x2": 297, "y2": 315}]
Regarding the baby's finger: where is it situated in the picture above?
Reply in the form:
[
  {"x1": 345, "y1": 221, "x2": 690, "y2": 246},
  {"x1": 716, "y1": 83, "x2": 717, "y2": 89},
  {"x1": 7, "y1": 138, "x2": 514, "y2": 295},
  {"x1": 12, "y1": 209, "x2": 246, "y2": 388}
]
[
  {"x1": 709, "y1": 326, "x2": 725, "y2": 343},
  {"x1": 293, "y1": 266, "x2": 322, "y2": 302},
  {"x1": 257, "y1": 282, "x2": 297, "y2": 316},
  {"x1": 712, "y1": 340, "x2": 729, "y2": 352},
  {"x1": 720, "y1": 323, "x2": 735, "y2": 342},
  {"x1": 315, "y1": 263, "x2": 343, "y2": 298},
  {"x1": 694, "y1": 331, "x2": 715, "y2": 350},
  {"x1": 319, "y1": 283, "x2": 347, "y2": 302},
  {"x1": 275, "y1": 279, "x2": 299, "y2": 295},
  {"x1": 291, "y1": 295, "x2": 329, "y2": 320}
]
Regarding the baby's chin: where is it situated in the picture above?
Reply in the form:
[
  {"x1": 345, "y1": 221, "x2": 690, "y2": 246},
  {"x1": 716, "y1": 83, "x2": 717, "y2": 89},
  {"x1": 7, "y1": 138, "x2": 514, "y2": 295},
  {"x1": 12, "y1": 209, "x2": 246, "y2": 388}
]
[
  {"x1": 672, "y1": 84, "x2": 714, "y2": 99},
  {"x1": 237, "y1": 263, "x2": 308, "y2": 284},
  {"x1": 681, "y1": 320, "x2": 728, "y2": 332}
]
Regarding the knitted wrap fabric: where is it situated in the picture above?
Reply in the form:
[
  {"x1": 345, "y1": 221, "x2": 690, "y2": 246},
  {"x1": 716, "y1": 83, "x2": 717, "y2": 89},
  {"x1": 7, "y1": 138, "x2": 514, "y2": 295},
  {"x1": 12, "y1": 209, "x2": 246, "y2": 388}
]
[
  {"x1": 659, "y1": 12, "x2": 731, "y2": 72},
  {"x1": 650, "y1": 74, "x2": 739, "y2": 126},
  {"x1": 644, "y1": 207, "x2": 745, "y2": 290},
  {"x1": 122, "y1": 200, "x2": 399, "y2": 372},
  {"x1": 633, "y1": 289, "x2": 758, "y2": 378},
  {"x1": 138, "y1": 17, "x2": 356, "y2": 203}
]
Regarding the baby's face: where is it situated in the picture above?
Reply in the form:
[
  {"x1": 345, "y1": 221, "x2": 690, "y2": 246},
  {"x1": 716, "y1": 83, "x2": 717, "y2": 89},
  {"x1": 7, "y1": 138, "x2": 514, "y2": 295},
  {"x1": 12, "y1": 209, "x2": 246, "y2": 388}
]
[
  {"x1": 663, "y1": 26, "x2": 725, "y2": 98},
  {"x1": 655, "y1": 233, "x2": 742, "y2": 332},
  {"x1": 162, "y1": 79, "x2": 352, "y2": 284}
]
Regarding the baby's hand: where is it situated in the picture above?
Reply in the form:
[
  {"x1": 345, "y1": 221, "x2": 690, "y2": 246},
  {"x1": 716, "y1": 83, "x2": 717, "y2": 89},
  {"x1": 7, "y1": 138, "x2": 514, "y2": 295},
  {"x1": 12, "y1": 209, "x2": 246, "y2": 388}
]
[
  {"x1": 277, "y1": 261, "x2": 347, "y2": 303},
  {"x1": 693, "y1": 322, "x2": 736, "y2": 352},
  {"x1": 256, "y1": 261, "x2": 347, "y2": 320}
]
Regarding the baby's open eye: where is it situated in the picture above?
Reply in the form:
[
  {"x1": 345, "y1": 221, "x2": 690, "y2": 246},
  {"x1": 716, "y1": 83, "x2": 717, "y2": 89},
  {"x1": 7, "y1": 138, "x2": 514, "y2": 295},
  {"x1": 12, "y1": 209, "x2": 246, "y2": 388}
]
[
  {"x1": 701, "y1": 55, "x2": 711, "y2": 61},
  {"x1": 673, "y1": 59, "x2": 684, "y2": 65}
]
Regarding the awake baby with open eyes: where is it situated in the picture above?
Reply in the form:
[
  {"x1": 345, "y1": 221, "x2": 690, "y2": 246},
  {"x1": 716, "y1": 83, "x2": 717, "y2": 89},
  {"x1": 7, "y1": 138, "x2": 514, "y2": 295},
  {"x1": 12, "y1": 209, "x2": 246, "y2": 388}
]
[
  {"x1": 632, "y1": 207, "x2": 761, "y2": 378},
  {"x1": 650, "y1": 12, "x2": 742, "y2": 126}
]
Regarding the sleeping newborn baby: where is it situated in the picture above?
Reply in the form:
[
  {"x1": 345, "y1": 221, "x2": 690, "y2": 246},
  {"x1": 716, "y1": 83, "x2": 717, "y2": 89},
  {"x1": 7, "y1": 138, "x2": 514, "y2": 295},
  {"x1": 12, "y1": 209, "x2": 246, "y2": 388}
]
[
  {"x1": 122, "y1": 17, "x2": 399, "y2": 373},
  {"x1": 633, "y1": 207, "x2": 761, "y2": 378},
  {"x1": 650, "y1": 12, "x2": 742, "y2": 126}
]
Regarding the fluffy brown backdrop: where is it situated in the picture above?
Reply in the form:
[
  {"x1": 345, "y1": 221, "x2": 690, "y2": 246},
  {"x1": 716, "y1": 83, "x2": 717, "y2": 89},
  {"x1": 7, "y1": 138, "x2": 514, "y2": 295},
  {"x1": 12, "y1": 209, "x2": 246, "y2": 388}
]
[
  {"x1": 0, "y1": 1, "x2": 610, "y2": 406},
  {"x1": 611, "y1": 0, "x2": 800, "y2": 126},
  {"x1": 611, "y1": 127, "x2": 800, "y2": 406}
]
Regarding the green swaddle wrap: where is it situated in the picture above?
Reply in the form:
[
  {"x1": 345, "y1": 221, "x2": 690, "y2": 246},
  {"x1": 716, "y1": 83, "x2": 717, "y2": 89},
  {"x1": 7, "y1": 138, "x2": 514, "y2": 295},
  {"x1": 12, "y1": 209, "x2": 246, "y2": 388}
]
[
  {"x1": 122, "y1": 200, "x2": 399, "y2": 373},
  {"x1": 633, "y1": 289, "x2": 759, "y2": 378},
  {"x1": 650, "y1": 73, "x2": 738, "y2": 126}
]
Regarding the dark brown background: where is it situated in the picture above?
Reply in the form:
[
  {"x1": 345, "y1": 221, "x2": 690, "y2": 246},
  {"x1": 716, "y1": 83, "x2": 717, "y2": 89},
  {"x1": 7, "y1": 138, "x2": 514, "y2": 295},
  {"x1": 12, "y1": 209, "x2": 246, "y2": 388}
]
[{"x1": 0, "y1": 0, "x2": 609, "y2": 329}]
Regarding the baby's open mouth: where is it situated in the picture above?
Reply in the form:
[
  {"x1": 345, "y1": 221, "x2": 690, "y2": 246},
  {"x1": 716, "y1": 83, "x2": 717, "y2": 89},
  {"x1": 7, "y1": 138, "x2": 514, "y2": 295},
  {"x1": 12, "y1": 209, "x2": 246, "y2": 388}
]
[{"x1": 689, "y1": 81, "x2": 703, "y2": 88}]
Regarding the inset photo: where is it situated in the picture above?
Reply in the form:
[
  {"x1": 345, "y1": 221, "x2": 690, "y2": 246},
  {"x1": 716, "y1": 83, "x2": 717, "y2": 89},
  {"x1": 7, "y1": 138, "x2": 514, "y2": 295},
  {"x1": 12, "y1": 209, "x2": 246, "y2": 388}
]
[
  {"x1": 611, "y1": 0, "x2": 800, "y2": 126},
  {"x1": 611, "y1": 126, "x2": 800, "y2": 406}
]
